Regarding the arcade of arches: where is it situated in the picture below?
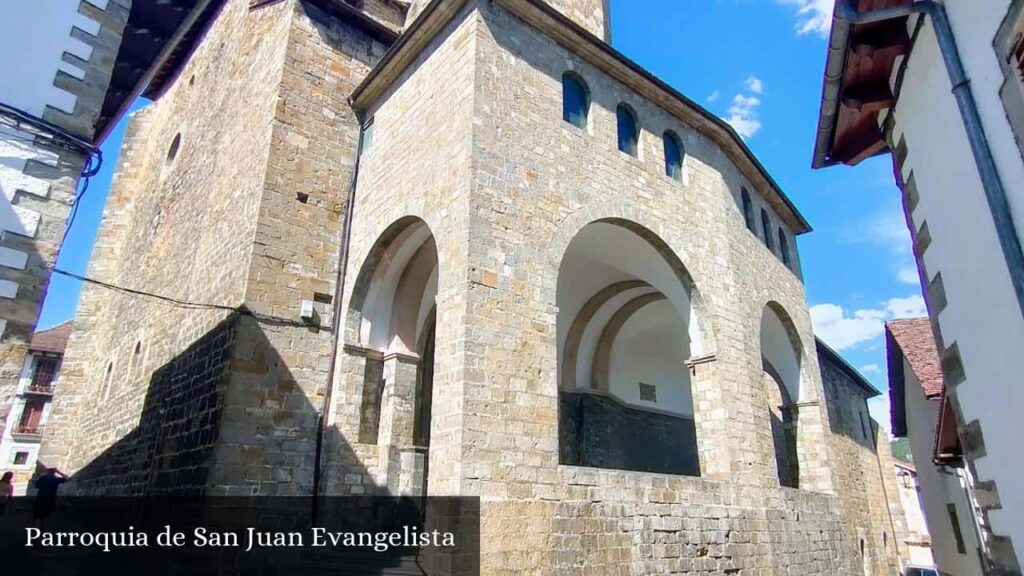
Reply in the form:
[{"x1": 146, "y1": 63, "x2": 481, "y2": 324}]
[{"x1": 331, "y1": 217, "x2": 813, "y2": 494}]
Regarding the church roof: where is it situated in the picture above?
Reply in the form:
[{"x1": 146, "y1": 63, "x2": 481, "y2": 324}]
[{"x1": 350, "y1": 0, "x2": 813, "y2": 234}]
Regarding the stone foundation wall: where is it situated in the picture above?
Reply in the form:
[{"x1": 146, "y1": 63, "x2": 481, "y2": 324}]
[{"x1": 559, "y1": 390, "x2": 699, "y2": 476}]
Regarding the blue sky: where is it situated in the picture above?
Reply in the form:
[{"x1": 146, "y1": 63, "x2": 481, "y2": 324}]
[{"x1": 36, "y1": 0, "x2": 921, "y2": 429}]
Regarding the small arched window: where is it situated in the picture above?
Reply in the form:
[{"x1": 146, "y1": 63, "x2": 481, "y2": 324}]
[
  {"x1": 778, "y1": 228, "x2": 791, "y2": 267},
  {"x1": 165, "y1": 133, "x2": 181, "y2": 168},
  {"x1": 616, "y1": 103, "x2": 639, "y2": 156},
  {"x1": 562, "y1": 72, "x2": 589, "y2": 129},
  {"x1": 761, "y1": 209, "x2": 774, "y2": 252},
  {"x1": 741, "y1": 188, "x2": 755, "y2": 233},
  {"x1": 663, "y1": 131, "x2": 683, "y2": 180}
]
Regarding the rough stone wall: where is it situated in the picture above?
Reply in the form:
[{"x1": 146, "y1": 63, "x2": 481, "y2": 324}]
[
  {"x1": 205, "y1": 0, "x2": 387, "y2": 496},
  {"x1": 0, "y1": 0, "x2": 130, "y2": 433},
  {"x1": 324, "y1": 1, "x2": 481, "y2": 497},
  {"x1": 819, "y1": 356, "x2": 909, "y2": 574},
  {"x1": 559, "y1": 390, "x2": 699, "y2": 476},
  {"x1": 40, "y1": 0, "x2": 295, "y2": 486},
  {"x1": 41, "y1": 0, "x2": 390, "y2": 496},
  {"x1": 325, "y1": 0, "x2": 896, "y2": 570},
  {"x1": 65, "y1": 316, "x2": 236, "y2": 495},
  {"x1": 405, "y1": 0, "x2": 609, "y2": 41}
]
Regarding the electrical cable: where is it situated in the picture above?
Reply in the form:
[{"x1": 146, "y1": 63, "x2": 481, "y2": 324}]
[{"x1": 51, "y1": 267, "x2": 309, "y2": 328}]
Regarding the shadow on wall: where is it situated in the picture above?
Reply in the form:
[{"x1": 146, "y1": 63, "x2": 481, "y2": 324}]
[{"x1": 48, "y1": 312, "x2": 379, "y2": 499}]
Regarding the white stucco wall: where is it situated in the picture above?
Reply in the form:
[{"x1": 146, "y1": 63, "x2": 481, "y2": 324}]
[
  {"x1": 903, "y1": 362, "x2": 984, "y2": 575},
  {"x1": 0, "y1": 352, "x2": 58, "y2": 495},
  {"x1": 887, "y1": 0, "x2": 1024, "y2": 554}
]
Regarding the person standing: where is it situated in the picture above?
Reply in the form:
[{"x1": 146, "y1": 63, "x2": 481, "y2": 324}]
[
  {"x1": 0, "y1": 472, "x2": 13, "y2": 515},
  {"x1": 33, "y1": 467, "x2": 67, "y2": 525}
]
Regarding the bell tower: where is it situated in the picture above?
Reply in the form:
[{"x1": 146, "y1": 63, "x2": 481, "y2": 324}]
[{"x1": 406, "y1": 0, "x2": 611, "y2": 42}]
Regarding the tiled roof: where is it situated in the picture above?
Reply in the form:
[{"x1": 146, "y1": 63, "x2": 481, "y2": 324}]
[
  {"x1": 29, "y1": 321, "x2": 73, "y2": 354},
  {"x1": 886, "y1": 318, "x2": 944, "y2": 398}
]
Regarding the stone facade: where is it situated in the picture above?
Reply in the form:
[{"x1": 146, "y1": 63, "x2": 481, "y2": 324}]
[
  {"x1": 41, "y1": 0, "x2": 391, "y2": 496},
  {"x1": 42, "y1": 0, "x2": 911, "y2": 572},
  {"x1": 0, "y1": 0, "x2": 130, "y2": 435}
]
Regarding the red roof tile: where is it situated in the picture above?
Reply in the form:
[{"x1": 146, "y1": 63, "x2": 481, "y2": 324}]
[
  {"x1": 887, "y1": 318, "x2": 944, "y2": 398},
  {"x1": 30, "y1": 321, "x2": 73, "y2": 354}
]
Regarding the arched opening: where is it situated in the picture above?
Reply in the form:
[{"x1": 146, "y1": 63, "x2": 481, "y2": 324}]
[
  {"x1": 663, "y1": 130, "x2": 683, "y2": 181},
  {"x1": 562, "y1": 72, "x2": 590, "y2": 129},
  {"x1": 557, "y1": 220, "x2": 705, "y2": 476},
  {"x1": 344, "y1": 217, "x2": 438, "y2": 495},
  {"x1": 163, "y1": 133, "x2": 181, "y2": 176},
  {"x1": 616, "y1": 103, "x2": 639, "y2": 156},
  {"x1": 760, "y1": 302, "x2": 801, "y2": 488}
]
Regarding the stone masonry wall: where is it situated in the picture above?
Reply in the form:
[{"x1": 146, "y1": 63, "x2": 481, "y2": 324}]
[
  {"x1": 40, "y1": 0, "x2": 295, "y2": 485},
  {"x1": 204, "y1": 0, "x2": 388, "y2": 496},
  {"x1": 820, "y1": 355, "x2": 910, "y2": 574},
  {"x1": 42, "y1": 0, "x2": 391, "y2": 496},
  {"x1": 65, "y1": 315, "x2": 236, "y2": 495},
  {"x1": 327, "y1": 0, "x2": 894, "y2": 571},
  {"x1": 559, "y1": 390, "x2": 700, "y2": 476}
]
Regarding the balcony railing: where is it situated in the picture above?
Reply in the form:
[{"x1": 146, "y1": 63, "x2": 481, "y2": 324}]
[
  {"x1": 11, "y1": 425, "x2": 44, "y2": 439},
  {"x1": 23, "y1": 383, "x2": 54, "y2": 395}
]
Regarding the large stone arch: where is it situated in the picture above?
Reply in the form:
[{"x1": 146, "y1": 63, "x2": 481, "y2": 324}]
[
  {"x1": 344, "y1": 216, "x2": 438, "y2": 355},
  {"x1": 555, "y1": 218, "x2": 710, "y2": 477},
  {"x1": 334, "y1": 216, "x2": 439, "y2": 496},
  {"x1": 759, "y1": 301, "x2": 805, "y2": 489},
  {"x1": 543, "y1": 205, "x2": 717, "y2": 356}
]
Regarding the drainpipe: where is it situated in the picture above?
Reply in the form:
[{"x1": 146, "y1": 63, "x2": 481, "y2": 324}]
[
  {"x1": 835, "y1": 0, "x2": 1024, "y2": 322},
  {"x1": 311, "y1": 113, "x2": 366, "y2": 522}
]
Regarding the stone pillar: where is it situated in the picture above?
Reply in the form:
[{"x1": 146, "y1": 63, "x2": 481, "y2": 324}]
[
  {"x1": 377, "y1": 351, "x2": 421, "y2": 495},
  {"x1": 794, "y1": 400, "x2": 834, "y2": 494},
  {"x1": 687, "y1": 354, "x2": 730, "y2": 479}
]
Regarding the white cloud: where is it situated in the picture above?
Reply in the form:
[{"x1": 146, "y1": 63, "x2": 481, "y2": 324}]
[
  {"x1": 745, "y1": 76, "x2": 764, "y2": 95},
  {"x1": 859, "y1": 363, "x2": 880, "y2": 375},
  {"x1": 847, "y1": 209, "x2": 919, "y2": 285},
  {"x1": 810, "y1": 295, "x2": 927, "y2": 351},
  {"x1": 706, "y1": 90, "x2": 721, "y2": 103},
  {"x1": 776, "y1": 0, "x2": 834, "y2": 38},
  {"x1": 868, "y1": 394, "x2": 892, "y2": 435},
  {"x1": 726, "y1": 93, "x2": 762, "y2": 139},
  {"x1": 897, "y1": 265, "x2": 919, "y2": 285}
]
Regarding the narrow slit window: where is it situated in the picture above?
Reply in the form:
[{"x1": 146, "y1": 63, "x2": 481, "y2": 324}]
[
  {"x1": 742, "y1": 188, "x2": 755, "y2": 233},
  {"x1": 562, "y1": 72, "x2": 589, "y2": 129},
  {"x1": 778, "y1": 228, "x2": 791, "y2": 267},
  {"x1": 663, "y1": 131, "x2": 683, "y2": 181},
  {"x1": 761, "y1": 209, "x2": 775, "y2": 252},
  {"x1": 616, "y1": 104, "x2": 639, "y2": 156}
]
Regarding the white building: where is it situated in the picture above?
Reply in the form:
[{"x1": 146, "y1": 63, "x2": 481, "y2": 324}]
[
  {"x1": 894, "y1": 460, "x2": 938, "y2": 568},
  {"x1": 0, "y1": 321, "x2": 70, "y2": 494},
  {"x1": 813, "y1": 2, "x2": 1024, "y2": 573},
  {"x1": 0, "y1": 0, "x2": 130, "y2": 433},
  {"x1": 888, "y1": 318, "x2": 983, "y2": 574}
]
